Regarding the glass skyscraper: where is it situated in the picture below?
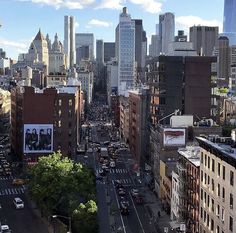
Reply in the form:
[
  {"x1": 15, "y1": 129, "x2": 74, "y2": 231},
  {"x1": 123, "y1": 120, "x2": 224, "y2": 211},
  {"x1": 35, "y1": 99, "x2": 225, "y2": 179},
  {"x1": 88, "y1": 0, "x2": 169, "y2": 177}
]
[
  {"x1": 117, "y1": 7, "x2": 135, "y2": 95},
  {"x1": 222, "y1": 0, "x2": 236, "y2": 45}
]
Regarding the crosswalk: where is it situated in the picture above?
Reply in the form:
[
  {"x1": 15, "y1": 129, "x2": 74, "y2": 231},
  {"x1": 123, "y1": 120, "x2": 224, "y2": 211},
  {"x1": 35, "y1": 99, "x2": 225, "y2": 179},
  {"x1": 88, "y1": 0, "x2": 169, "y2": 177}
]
[
  {"x1": 0, "y1": 176, "x2": 15, "y2": 180},
  {"x1": 113, "y1": 179, "x2": 132, "y2": 184},
  {"x1": 110, "y1": 169, "x2": 128, "y2": 174},
  {"x1": 0, "y1": 186, "x2": 26, "y2": 196}
]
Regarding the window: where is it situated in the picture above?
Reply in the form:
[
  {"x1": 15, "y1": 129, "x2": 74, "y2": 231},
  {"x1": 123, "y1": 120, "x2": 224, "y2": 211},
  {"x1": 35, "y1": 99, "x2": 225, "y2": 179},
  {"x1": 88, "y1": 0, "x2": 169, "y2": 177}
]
[
  {"x1": 207, "y1": 195, "x2": 210, "y2": 207},
  {"x1": 217, "y1": 226, "x2": 220, "y2": 233},
  {"x1": 229, "y1": 216, "x2": 233, "y2": 232},
  {"x1": 204, "y1": 173, "x2": 207, "y2": 185},
  {"x1": 204, "y1": 211, "x2": 206, "y2": 222},
  {"x1": 211, "y1": 219, "x2": 214, "y2": 231},
  {"x1": 59, "y1": 99, "x2": 62, "y2": 106},
  {"x1": 68, "y1": 110, "x2": 72, "y2": 117},
  {"x1": 217, "y1": 205, "x2": 220, "y2": 216},
  {"x1": 201, "y1": 188, "x2": 203, "y2": 200},
  {"x1": 58, "y1": 120, "x2": 61, "y2": 127},
  {"x1": 58, "y1": 110, "x2": 61, "y2": 117},
  {"x1": 207, "y1": 214, "x2": 210, "y2": 227},
  {"x1": 201, "y1": 152, "x2": 203, "y2": 164},
  {"x1": 205, "y1": 154, "x2": 207, "y2": 166},
  {"x1": 230, "y1": 193, "x2": 233, "y2": 209},
  {"x1": 204, "y1": 192, "x2": 207, "y2": 204},
  {"x1": 208, "y1": 175, "x2": 210, "y2": 185},
  {"x1": 212, "y1": 179, "x2": 215, "y2": 191},
  {"x1": 212, "y1": 159, "x2": 215, "y2": 172},
  {"x1": 208, "y1": 157, "x2": 210, "y2": 169},
  {"x1": 223, "y1": 166, "x2": 225, "y2": 180},
  {"x1": 201, "y1": 207, "x2": 203, "y2": 219},
  {"x1": 69, "y1": 99, "x2": 73, "y2": 106},
  {"x1": 211, "y1": 199, "x2": 214, "y2": 212},
  {"x1": 218, "y1": 184, "x2": 220, "y2": 197},
  {"x1": 68, "y1": 122, "x2": 72, "y2": 128},
  {"x1": 221, "y1": 208, "x2": 225, "y2": 221},
  {"x1": 218, "y1": 163, "x2": 220, "y2": 176},
  {"x1": 230, "y1": 171, "x2": 234, "y2": 186}
]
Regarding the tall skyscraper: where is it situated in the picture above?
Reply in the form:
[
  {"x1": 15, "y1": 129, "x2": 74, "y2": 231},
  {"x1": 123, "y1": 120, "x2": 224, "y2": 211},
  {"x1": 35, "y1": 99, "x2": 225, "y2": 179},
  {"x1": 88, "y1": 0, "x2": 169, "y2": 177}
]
[
  {"x1": 159, "y1": 12, "x2": 175, "y2": 55},
  {"x1": 149, "y1": 35, "x2": 160, "y2": 57},
  {"x1": 64, "y1": 16, "x2": 75, "y2": 68},
  {"x1": 96, "y1": 40, "x2": 104, "y2": 64},
  {"x1": 75, "y1": 33, "x2": 94, "y2": 63},
  {"x1": 190, "y1": 26, "x2": 219, "y2": 56},
  {"x1": 116, "y1": 7, "x2": 135, "y2": 95},
  {"x1": 104, "y1": 42, "x2": 115, "y2": 63}
]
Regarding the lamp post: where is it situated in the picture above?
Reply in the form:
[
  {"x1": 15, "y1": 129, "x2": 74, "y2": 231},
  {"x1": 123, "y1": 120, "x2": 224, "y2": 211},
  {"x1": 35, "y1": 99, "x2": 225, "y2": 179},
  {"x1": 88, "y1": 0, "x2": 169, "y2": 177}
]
[{"x1": 52, "y1": 215, "x2": 72, "y2": 233}]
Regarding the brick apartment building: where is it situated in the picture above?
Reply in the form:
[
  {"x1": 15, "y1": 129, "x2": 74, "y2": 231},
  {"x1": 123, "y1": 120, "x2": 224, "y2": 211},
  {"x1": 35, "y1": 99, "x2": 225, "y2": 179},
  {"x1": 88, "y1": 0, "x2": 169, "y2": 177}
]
[{"x1": 11, "y1": 85, "x2": 83, "y2": 161}]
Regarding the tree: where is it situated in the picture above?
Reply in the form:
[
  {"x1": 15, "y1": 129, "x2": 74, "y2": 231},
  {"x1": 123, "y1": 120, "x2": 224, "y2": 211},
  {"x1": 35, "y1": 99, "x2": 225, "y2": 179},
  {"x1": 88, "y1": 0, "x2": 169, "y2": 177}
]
[
  {"x1": 72, "y1": 200, "x2": 98, "y2": 233},
  {"x1": 28, "y1": 151, "x2": 96, "y2": 217}
]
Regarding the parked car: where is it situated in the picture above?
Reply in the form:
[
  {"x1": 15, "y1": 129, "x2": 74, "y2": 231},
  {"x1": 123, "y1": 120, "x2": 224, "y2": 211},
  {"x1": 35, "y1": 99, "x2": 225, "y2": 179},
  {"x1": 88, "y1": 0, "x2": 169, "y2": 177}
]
[
  {"x1": 1, "y1": 224, "x2": 11, "y2": 233},
  {"x1": 120, "y1": 202, "x2": 129, "y2": 215},
  {"x1": 12, "y1": 179, "x2": 26, "y2": 186},
  {"x1": 118, "y1": 188, "x2": 126, "y2": 196},
  {"x1": 114, "y1": 180, "x2": 123, "y2": 189}
]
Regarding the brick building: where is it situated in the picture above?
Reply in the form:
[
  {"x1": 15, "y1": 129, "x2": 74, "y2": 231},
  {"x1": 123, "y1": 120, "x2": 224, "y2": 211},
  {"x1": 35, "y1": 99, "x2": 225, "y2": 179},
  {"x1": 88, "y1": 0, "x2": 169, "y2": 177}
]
[{"x1": 11, "y1": 85, "x2": 83, "y2": 161}]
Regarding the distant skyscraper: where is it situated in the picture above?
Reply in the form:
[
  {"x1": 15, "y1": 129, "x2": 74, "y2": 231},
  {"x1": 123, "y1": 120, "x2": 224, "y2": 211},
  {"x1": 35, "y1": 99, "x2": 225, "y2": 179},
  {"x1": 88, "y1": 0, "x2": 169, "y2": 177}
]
[
  {"x1": 104, "y1": 42, "x2": 115, "y2": 63},
  {"x1": 75, "y1": 33, "x2": 94, "y2": 63},
  {"x1": 190, "y1": 26, "x2": 219, "y2": 56},
  {"x1": 133, "y1": 19, "x2": 147, "y2": 70},
  {"x1": 76, "y1": 46, "x2": 89, "y2": 64},
  {"x1": 64, "y1": 16, "x2": 75, "y2": 68},
  {"x1": 116, "y1": 7, "x2": 135, "y2": 95},
  {"x1": 159, "y1": 12, "x2": 175, "y2": 54},
  {"x1": 96, "y1": 40, "x2": 104, "y2": 64},
  {"x1": 222, "y1": 0, "x2": 236, "y2": 45},
  {"x1": 149, "y1": 35, "x2": 160, "y2": 57}
]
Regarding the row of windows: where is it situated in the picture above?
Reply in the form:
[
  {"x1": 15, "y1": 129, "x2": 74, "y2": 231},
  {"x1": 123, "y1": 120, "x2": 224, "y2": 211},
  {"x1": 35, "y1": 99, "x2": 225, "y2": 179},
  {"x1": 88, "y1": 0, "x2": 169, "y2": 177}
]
[
  {"x1": 201, "y1": 153, "x2": 234, "y2": 186},
  {"x1": 200, "y1": 209, "x2": 234, "y2": 232},
  {"x1": 55, "y1": 99, "x2": 73, "y2": 106},
  {"x1": 58, "y1": 110, "x2": 73, "y2": 118}
]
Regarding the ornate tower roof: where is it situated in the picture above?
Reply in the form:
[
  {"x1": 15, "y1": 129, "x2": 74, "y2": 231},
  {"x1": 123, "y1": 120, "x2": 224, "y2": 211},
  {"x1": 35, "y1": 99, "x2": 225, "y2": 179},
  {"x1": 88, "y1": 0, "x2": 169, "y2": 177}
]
[{"x1": 34, "y1": 28, "x2": 45, "y2": 41}]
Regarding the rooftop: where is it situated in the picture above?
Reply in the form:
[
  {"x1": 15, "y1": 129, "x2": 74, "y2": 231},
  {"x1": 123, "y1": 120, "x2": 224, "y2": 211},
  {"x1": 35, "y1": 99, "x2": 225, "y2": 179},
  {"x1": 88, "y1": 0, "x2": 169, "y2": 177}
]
[{"x1": 178, "y1": 146, "x2": 201, "y2": 167}]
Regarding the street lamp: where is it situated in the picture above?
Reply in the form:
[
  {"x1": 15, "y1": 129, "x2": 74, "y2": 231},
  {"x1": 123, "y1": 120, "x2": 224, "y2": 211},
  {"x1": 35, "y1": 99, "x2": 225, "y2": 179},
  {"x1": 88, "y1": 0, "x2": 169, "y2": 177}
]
[{"x1": 52, "y1": 215, "x2": 72, "y2": 233}]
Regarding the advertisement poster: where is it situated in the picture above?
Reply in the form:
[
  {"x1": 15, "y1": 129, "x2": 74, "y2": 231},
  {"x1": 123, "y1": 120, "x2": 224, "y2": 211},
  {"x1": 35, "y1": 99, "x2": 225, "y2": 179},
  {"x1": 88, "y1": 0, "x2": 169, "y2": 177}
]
[
  {"x1": 163, "y1": 128, "x2": 185, "y2": 146},
  {"x1": 24, "y1": 124, "x2": 53, "y2": 153}
]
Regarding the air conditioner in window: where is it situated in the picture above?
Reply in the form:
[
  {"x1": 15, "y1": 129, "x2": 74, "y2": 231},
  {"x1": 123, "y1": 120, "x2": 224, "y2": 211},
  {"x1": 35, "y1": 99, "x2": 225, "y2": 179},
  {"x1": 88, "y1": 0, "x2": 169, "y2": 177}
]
[
  {"x1": 230, "y1": 204, "x2": 233, "y2": 209},
  {"x1": 222, "y1": 219, "x2": 225, "y2": 224}
]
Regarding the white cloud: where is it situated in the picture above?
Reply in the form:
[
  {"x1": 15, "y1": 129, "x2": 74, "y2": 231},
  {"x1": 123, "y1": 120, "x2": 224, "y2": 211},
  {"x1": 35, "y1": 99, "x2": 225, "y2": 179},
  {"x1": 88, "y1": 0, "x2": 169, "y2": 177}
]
[
  {"x1": 176, "y1": 15, "x2": 223, "y2": 33},
  {"x1": 128, "y1": 0, "x2": 162, "y2": 14},
  {"x1": 95, "y1": 0, "x2": 124, "y2": 10},
  {"x1": 0, "y1": 38, "x2": 28, "y2": 50},
  {"x1": 88, "y1": 19, "x2": 111, "y2": 27},
  {"x1": 75, "y1": 21, "x2": 79, "y2": 28},
  {"x1": 17, "y1": 0, "x2": 95, "y2": 9}
]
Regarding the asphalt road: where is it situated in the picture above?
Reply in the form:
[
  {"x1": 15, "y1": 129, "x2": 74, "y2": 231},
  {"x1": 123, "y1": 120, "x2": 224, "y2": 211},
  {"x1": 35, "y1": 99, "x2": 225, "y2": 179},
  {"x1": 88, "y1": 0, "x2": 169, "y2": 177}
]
[
  {"x1": 0, "y1": 175, "x2": 49, "y2": 233},
  {"x1": 86, "y1": 120, "x2": 157, "y2": 233}
]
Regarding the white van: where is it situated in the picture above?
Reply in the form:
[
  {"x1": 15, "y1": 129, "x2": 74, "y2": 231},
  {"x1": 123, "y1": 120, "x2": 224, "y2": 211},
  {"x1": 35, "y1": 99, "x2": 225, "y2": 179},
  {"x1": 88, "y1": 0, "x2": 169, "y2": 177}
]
[{"x1": 13, "y1": 197, "x2": 24, "y2": 209}]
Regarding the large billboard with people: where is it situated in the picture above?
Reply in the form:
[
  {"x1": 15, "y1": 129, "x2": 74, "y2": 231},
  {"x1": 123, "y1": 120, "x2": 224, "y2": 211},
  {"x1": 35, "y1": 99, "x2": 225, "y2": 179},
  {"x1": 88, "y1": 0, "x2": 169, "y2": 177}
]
[
  {"x1": 163, "y1": 128, "x2": 185, "y2": 146},
  {"x1": 24, "y1": 124, "x2": 53, "y2": 153}
]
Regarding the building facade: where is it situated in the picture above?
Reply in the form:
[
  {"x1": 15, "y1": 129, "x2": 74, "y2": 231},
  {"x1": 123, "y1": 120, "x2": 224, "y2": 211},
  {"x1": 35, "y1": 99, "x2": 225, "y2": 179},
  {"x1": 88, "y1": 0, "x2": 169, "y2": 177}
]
[
  {"x1": 189, "y1": 26, "x2": 219, "y2": 56},
  {"x1": 11, "y1": 85, "x2": 83, "y2": 160},
  {"x1": 197, "y1": 135, "x2": 236, "y2": 233}
]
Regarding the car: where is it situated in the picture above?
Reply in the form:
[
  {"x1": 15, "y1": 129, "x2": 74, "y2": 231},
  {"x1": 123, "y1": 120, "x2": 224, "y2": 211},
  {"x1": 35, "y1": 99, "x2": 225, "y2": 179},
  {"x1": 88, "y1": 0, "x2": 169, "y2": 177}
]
[
  {"x1": 110, "y1": 161, "x2": 116, "y2": 168},
  {"x1": 12, "y1": 179, "x2": 26, "y2": 186},
  {"x1": 118, "y1": 188, "x2": 126, "y2": 196},
  {"x1": 1, "y1": 225, "x2": 11, "y2": 233},
  {"x1": 120, "y1": 202, "x2": 130, "y2": 215},
  {"x1": 130, "y1": 189, "x2": 139, "y2": 197},
  {"x1": 13, "y1": 197, "x2": 24, "y2": 209},
  {"x1": 114, "y1": 180, "x2": 123, "y2": 189},
  {"x1": 101, "y1": 164, "x2": 109, "y2": 171},
  {"x1": 134, "y1": 195, "x2": 144, "y2": 205}
]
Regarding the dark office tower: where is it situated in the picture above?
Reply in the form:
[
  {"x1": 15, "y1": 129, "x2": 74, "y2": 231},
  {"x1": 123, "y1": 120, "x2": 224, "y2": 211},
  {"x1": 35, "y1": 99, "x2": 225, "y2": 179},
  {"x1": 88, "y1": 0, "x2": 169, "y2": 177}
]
[
  {"x1": 133, "y1": 19, "x2": 147, "y2": 70},
  {"x1": 104, "y1": 42, "x2": 115, "y2": 63},
  {"x1": 76, "y1": 46, "x2": 89, "y2": 64},
  {"x1": 147, "y1": 56, "x2": 217, "y2": 125},
  {"x1": 218, "y1": 36, "x2": 230, "y2": 87},
  {"x1": 96, "y1": 40, "x2": 104, "y2": 64},
  {"x1": 175, "y1": 30, "x2": 187, "y2": 42},
  {"x1": 190, "y1": 26, "x2": 219, "y2": 56}
]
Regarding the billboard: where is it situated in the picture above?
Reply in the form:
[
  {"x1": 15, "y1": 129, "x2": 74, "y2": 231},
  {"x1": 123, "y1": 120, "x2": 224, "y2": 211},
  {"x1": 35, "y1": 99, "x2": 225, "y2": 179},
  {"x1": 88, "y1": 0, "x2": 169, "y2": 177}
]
[
  {"x1": 24, "y1": 124, "x2": 53, "y2": 153},
  {"x1": 163, "y1": 128, "x2": 185, "y2": 146}
]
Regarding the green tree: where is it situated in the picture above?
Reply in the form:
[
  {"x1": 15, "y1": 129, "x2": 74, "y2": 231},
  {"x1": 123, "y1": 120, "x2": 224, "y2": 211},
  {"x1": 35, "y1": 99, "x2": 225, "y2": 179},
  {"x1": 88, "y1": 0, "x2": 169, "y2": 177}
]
[
  {"x1": 28, "y1": 151, "x2": 96, "y2": 216},
  {"x1": 72, "y1": 200, "x2": 98, "y2": 233}
]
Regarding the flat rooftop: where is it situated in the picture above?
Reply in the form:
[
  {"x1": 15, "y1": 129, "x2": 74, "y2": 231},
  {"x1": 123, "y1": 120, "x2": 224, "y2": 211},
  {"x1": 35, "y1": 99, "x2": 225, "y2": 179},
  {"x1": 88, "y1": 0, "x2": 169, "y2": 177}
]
[{"x1": 178, "y1": 146, "x2": 201, "y2": 167}]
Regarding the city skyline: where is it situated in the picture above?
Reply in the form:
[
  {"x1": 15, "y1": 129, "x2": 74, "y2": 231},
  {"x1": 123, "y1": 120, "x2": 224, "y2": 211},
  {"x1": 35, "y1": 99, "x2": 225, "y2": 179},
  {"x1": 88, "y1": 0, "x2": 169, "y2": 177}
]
[{"x1": 0, "y1": 0, "x2": 223, "y2": 59}]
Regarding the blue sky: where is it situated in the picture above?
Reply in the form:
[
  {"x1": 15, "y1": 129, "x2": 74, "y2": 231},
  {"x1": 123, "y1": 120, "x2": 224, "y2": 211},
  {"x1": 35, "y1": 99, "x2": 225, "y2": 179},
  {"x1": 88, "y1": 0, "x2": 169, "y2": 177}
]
[{"x1": 0, "y1": 0, "x2": 224, "y2": 59}]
